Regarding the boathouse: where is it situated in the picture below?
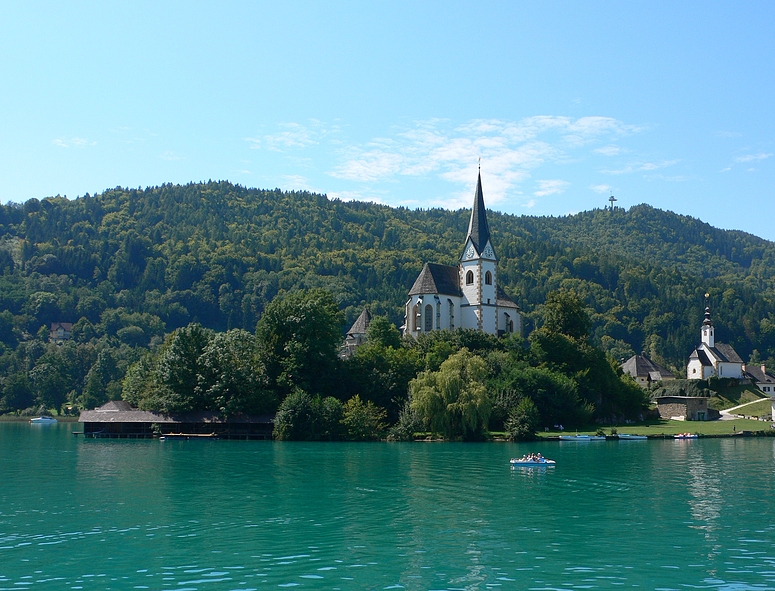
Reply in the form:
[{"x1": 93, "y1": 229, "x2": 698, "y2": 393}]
[
  {"x1": 79, "y1": 400, "x2": 274, "y2": 439},
  {"x1": 655, "y1": 396, "x2": 718, "y2": 421}
]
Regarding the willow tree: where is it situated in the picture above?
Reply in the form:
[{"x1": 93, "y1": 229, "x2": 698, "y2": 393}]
[{"x1": 409, "y1": 348, "x2": 491, "y2": 440}]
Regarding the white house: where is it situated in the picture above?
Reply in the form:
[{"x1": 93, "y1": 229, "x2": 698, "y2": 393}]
[
  {"x1": 403, "y1": 172, "x2": 521, "y2": 338},
  {"x1": 743, "y1": 364, "x2": 775, "y2": 394},
  {"x1": 686, "y1": 306, "x2": 744, "y2": 379}
]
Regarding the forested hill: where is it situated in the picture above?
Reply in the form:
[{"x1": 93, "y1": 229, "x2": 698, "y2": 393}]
[{"x1": 1, "y1": 181, "x2": 775, "y2": 377}]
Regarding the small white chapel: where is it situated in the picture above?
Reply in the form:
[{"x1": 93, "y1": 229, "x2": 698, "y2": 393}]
[
  {"x1": 686, "y1": 303, "x2": 744, "y2": 379},
  {"x1": 402, "y1": 171, "x2": 521, "y2": 338}
]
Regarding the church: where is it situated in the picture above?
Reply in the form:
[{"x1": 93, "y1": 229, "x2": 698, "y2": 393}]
[
  {"x1": 402, "y1": 172, "x2": 521, "y2": 338},
  {"x1": 686, "y1": 304, "x2": 744, "y2": 379}
]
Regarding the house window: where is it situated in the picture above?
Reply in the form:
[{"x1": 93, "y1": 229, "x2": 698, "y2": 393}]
[
  {"x1": 485, "y1": 271, "x2": 492, "y2": 285},
  {"x1": 424, "y1": 304, "x2": 433, "y2": 332},
  {"x1": 466, "y1": 270, "x2": 474, "y2": 285}
]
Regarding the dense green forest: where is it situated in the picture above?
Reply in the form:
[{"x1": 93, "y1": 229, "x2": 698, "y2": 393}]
[{"x1": 1, "y1": 181, "x2": 774, "y2": 419}]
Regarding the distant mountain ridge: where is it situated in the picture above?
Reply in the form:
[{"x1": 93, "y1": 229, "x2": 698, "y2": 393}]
[{"x1": 1, "y1": 181, "x2": 775, "y2": 373}]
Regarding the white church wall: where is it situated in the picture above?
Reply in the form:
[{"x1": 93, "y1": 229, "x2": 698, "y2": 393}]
[{"x1": 687, "y1": 358, "x2": 704, "y2": 379}]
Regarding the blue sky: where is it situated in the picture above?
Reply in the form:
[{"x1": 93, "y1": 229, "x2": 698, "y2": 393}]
[{"x1": 2, "y1": 2, "x2": 774, "y2": 239}]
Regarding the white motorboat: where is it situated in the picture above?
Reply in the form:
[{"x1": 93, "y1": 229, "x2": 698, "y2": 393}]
[
  {"x1": 558, "y1": 434, "x2": 605, "y2": 441},
  {"x1": 30, "y1": 416, "x2": 58, "y2": 424}
]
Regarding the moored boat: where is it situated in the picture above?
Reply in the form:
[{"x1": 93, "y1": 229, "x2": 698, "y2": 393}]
[
  {"x1": 617, "y1": 434, "x2": 647, "y2": 440},
  {"x1": 30, "y1": 416, "x2": 57, "y2": 424},
  {"x1": 558, "y1": 434, "x2": 605, "y2": 441},
  {"x1": 674, "y1": 432, "x2": 698, "y2": 439}
]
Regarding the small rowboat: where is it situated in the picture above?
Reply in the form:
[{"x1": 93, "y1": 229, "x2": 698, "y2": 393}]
[
  {"x1": 617, "y1": 434, "x2": 647, "y2": 440},
  {"x1": 30, "y1": 416, "x2": 57, "y2": 424}
]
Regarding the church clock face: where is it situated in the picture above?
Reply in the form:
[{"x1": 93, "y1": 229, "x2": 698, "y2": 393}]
[
  {"x1": 465, "y1": 245, "x2": 476, "y2": 260},
  {"x1": 483, "y1": 244, "x2": 494, "y2": 259}
]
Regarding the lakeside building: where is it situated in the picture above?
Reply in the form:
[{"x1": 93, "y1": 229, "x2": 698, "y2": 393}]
[
  {"x1": 79, "y1": 400, "x2": 274, "y2": 439},
  {"x1": 687, "y1": 305, "x2": 744, "y2": 380},
  {"x1": 655, "y1": 395, "x2": 717, "y2": 421},
  {"x1": 403, "y1": 172, "x2": 521, "y2": 338},
  {"x1": 621, "y1": 353, "x2": 675, "y2": 387}
]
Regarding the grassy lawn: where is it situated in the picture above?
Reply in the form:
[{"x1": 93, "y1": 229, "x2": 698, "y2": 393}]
[
  {"x1": 727, "y1": 398, "x2": 773, "y2": 418},
  {"x1": 537, "y1": 417, "x2": 773, "y2": 437},
  {"x1": 708, "y1": 385, "x2": 766, "y2": 410}
]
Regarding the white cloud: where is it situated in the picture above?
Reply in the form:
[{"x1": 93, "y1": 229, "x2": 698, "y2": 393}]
[
  {"x1": 595, "y1": 145, "x2": 621, "y2": 156},
  {"x1": 603, "y1": 159, "x2": 679, "y2": 175},
  {"x1": 590, "y1": 184, "x2": 613, "y2": 194},
  {"x1": 52, "y1": 137, "x2": 94, "y2": 148},
  {"x1": 329, "y1": 114, "x2": 626, "y2": 207},
  {"x1": 282, "y1": 175, "x2": 321, "y2": 192},
  {"x1": 534, "y1": 180, "x2": 570, "y2": 197},
  {"x1": 735, "y1": 152, "x2": 773, "y2": 163},
  {"x1": 244, "y1": 137, "x2": 261, "y2": 149},
  {"x1": 160, "y1": 151, "x2": 181, "y2": 161},
  {"x1": 330, "y1": 150, "x2": 404, "y2": 182},
  {"x1": 259, "y1": 120, "x2": 338, "y2": 152},
  {"x1": 265, "y1": 123, "x2": 318, "y2": 150}
]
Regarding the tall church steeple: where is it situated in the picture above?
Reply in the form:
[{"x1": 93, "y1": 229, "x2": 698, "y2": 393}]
[
  {"x1": 466, "y1": 172, "x2": 491, "y2": 254},
  {"x1": 461, "y1": 171, "x2": 496, "y2": 261}
]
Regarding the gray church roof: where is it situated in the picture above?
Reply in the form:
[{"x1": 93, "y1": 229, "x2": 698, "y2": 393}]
[
  {"x1": 496, "y1": 286, "x2": 520, "y2": 309},
  {"x1": 347, "y1": 308, "x2": 372, "y2": 337},
  {"x1": 408, "y1": 263, "x2": 462, "y2": 297},
  {"x1": 689, "y1": 348, "x2": 713, "y2": 366},
  {"x1": 711, "y1": 343, "x2": 743, "y2": 363},
  {"x1": 465, "y1": 172, "x2": 492, "y2": 255},
  {"x1": 621, "y1": 354, "x2": 675, "y2": 380}
]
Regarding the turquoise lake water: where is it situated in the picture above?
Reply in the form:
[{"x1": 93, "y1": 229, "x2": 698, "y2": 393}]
[{"x1": 2, "y1": 423, "x2": 775, "y2": 591}]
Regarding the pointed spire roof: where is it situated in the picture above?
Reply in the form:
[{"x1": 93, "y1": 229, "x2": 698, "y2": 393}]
[
  {"x1": 466, "y1": 171, "x2": 491, "y2": 254},
  {"x1": 346, "y1": 308, "x2": 372, "y2": 337}
]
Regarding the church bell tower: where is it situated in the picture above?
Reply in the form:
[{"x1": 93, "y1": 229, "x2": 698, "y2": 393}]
[{"x1": 460, "y1": 170, "x2": 498, "y2": 331}]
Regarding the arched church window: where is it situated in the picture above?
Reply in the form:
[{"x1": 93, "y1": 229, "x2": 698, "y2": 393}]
[
  {"x1": 485, "y1": 271, "x2": 492, "y2": 285},
  {"x1": 466, "y1": 270, "x2": 474, "y2": 285},
  {"x1": 424, "y1": 304, "x2": 433, "y2": 332}
]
